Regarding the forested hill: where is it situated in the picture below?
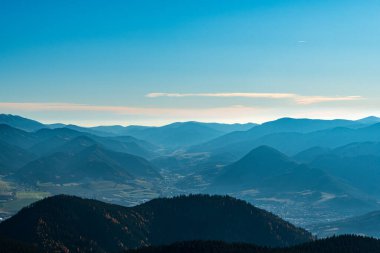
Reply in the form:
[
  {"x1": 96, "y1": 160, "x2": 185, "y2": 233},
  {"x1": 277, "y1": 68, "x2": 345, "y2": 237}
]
[
  {"x1": 127, "y1": 235, "x2": 380, "y2": 253},
  {"x1": 0, "y1": 194, "x2": 313, "y2": 252}
]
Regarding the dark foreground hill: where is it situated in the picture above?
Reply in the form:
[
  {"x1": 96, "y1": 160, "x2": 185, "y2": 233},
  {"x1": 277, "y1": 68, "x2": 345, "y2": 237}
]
[
  {"x1": 0, "y1": 195, "x2": 313, "y2": 252},
  {"x1": 0, "y1": 236, "x2": 38, "y2": 253},
  {"x1": 126, "y1": 236, "x2": 380, "y2": 253}
]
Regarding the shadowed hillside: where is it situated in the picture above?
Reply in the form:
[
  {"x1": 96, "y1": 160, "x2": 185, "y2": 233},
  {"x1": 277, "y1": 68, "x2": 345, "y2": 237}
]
[
  {"x1": 126, "y1": 235, "x2": 380, "y2": 253},
  {"x1": 0, "y1": 194, "x2": 313, "y2": 252}
]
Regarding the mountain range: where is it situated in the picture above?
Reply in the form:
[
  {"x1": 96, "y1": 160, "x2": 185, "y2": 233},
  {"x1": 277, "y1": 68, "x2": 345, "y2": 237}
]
[
  {"x1": 2, "y1": 114, "x2": 380, "y2": 239},
  {"x1": 190, "y1": 117, "x2": 380, "y2": 159},
  {"x1": 0, "y1": 114, "x2": 257, "y2": 148}
]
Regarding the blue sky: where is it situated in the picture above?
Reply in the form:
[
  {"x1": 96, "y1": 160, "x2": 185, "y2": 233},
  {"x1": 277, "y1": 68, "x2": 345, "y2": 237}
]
[{"x1": 1, "y1": 0, "x2": 379, "y2": 126}]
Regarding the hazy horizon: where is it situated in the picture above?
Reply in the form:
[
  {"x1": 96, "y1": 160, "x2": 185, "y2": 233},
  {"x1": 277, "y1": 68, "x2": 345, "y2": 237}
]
[{"x1": 2, "y1": 113, "x2": 379, "y2": 128}]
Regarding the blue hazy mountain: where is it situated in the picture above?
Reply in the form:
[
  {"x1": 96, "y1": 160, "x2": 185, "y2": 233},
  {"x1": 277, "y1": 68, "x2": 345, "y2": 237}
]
[
  {"x1": 313, "y1": 210, "x2": 380, "y2": 238},
  {"x1": 191, "y1": 118, "x2": 364, "y2": 154},
  {"x1": 0, "y1": 124, "x2": 157, "y2": 159},
  {"x1": 0, "y1": 114, "x2": 257, "y2": 148},
  {"x1": 0, "y1": 114, "x2": 46, "y2": 132},
  {"x1": 61, "y1": 124, "x2": 117, "y2": 137},
  {"x1": 14, "y1": 139, "x2": 161, "y2": 184},
  {"x1": 356, "y1": 116, "x2": 380, "y2": 124},
  {"x1": 293, "y1": 147, "x2": 332, "y2": 163},
  {"x1": 115, "y1": 122, "x2": 257, "y2": 147},
  {"x1": 210, "y1": 146, "x2": 377, "y2": 211},
  {"x1": 310, "y1": 155, "x2": 380, "y2": 196},
  {"x1": 333, "y1": 141, "x2": 380, "y2": 157},
  {"x1": 294, "y1": 142, "x2": 380, "y2": 163},
  {"x1": 32, "y1": 128, "x2": 158, "y2": 158},
  {"x1": 0, "y1": 195, "x2": 313, "y2": 252},
  {"x1": 213, "y1": 146, "x2": 297, "y2": 189},
  {"x1": 194, "y1": 122, "x2": 380, "y2": 160},
  {"x1": 0, "y1": 114, "x2": 255, "y2": 144},
  {"x1": 0, "y1": 140, "x2": 36, "y2": 173},
  {"x1": 92, "y1": 122, "x2": 257, "y2": 137},
  {"x1": 0, "y1": 124, "x2": 39, "y2": 149},
  {"x1": 290, "y1": 141, "x2": 380, "y2": 196}
]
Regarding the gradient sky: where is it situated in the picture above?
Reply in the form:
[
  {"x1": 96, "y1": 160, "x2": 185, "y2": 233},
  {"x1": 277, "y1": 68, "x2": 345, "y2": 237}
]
[{"x1": 1, "y1": 0, "x2": 380, "y2": 126}]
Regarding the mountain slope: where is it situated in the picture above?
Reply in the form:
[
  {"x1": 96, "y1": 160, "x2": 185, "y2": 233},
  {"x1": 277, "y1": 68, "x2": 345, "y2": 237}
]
[
  {"x1": 192, "y1": 118, "x2": 363, "y2": 153},
  {"x1": 213, "y1": 146, "x2": 297, "y2": 189},
  {"x1": 121, "y1": 122, "x2": 226, "y2": 147},
  {"x1": 293, "y1": 146, "x2": 332, "y2": 163},
  {"x1": 0, "y1": 125, "x2": 157, "y2": 159},
  {"x1": 356, "y1": 116, "x2": 380, "y2": 124},
  {"x1": 0, "y1": 195, "x2": 313, "y2": 252},
  {"x1": 0, "y1": 124, "x2": 37, "y2": 149},
  {"x1": 210, "y1": 146, "x2": 376, "y2": 212},
  {"x1": 310, "y1": 154, "x2": 380, "y2": 196},
  {"x1": 92, "y1": 122, "x2": 257, "y2": 138},
  {"x1": 133, "y1": 194, "x2": 312, "y2": 247},
  {"x1": 0, "y1": 114, "x2": 45, "y2": 132},
  {"x1": 127, "y1": 236, "x2": 380, "y2": 253},
  {"x1": 15, "y1": 143, "x2": 160, "y2": 184},
  {"x1": 313, "y1": 210, "x2": 380, "y2": 238},
  {"x1": 0, "y1": 195, "x2": 148, "y2": 253},
  {"x1": 199, "y1": 122, "x2": 380, "y2": 159},
  {"x1": 0, "y1": 140, "x2": 36, "y2": 173},
  {"x1": 0, "y1": 236, "x2": 38, "y2": 253},
  {"x1": 333, "y1": 141, "x2": 380, "y2": 157},
  {"x1": 29, "y1": 129, "x2": 157, "y2": 158}
]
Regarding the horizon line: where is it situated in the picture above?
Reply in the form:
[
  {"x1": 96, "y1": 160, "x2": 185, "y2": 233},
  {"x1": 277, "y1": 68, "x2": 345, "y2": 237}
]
[{"x1": 1, "y1": 113, "x2": 378, "y2": 128}]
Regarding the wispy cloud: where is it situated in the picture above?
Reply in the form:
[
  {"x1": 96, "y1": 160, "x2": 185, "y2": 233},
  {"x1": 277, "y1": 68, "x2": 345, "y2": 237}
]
[
  {"x1": 146, "y1": 92, "x2": 364, "y2": 105},
  {"x1": 0, "y1": 102, "x2": 261, "y2": 117},
  {"x1": 146, "y1": 92, "x2": 295, "y2": 99},
  {"x1": 295, "y1": 96, "x2": 363, "y2": 105},
  {"x1": 0, "y1": 101, "x2": 376, "y2": 126}
]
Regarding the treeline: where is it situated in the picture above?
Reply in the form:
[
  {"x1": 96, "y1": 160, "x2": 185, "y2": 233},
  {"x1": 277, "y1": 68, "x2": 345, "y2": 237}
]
[{"x1": 127, "y1": 235, "x2": 380, "y2": 253}]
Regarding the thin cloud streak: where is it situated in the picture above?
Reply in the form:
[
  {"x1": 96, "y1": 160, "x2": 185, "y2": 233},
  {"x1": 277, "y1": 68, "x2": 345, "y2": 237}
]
[
  {"x1": 1, "y1": 102, "x2": 378, "y2": 126},
  {"x1": 0, "y1": 102, "x2": 261, "y2": 117},
  {"x1": 146, "y1": 92, "x2": 296, "y2": 99},
  {"x1": 295, "y1": 96, "x2": 363, "y2": 105},
  {"x1": 146, "y1": 92, "x2": 364, "y2": 105}
]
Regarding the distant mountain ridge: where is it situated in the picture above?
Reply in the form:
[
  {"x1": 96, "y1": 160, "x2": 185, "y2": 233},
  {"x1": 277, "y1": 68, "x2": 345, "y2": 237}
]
[
  {"x1": 357, "y1": 116, "x2": 380, "y2": 124},
  {"x1": 192, "y1": 120, "x2": 380, "y2": 160},
  {"x1": 0, "y1": 124, "x2": 157, "y2": 160},
  {"x1": 0, "y1": 114, "x2": 45, "y2": 132},
  {"x1": 0, "y1": 114, "x2": 257, "y2": 148},
  {"x1": 92, "y1": 121, "x2": 257, "y2": 137},
  {"x1": 112, "y1": 121, "x2": 257, "y2": 147}
]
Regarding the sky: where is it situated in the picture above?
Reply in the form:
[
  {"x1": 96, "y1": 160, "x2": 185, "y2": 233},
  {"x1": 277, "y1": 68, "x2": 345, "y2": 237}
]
[{"x1": 1, "y1": 0, "x2": 380, "y2": 126}]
